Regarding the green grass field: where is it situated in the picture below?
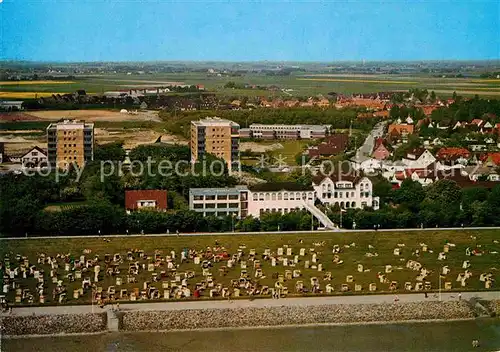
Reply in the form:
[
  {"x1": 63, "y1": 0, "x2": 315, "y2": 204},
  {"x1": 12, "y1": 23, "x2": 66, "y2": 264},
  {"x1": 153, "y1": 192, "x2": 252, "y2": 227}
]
[
  {"x1": 1, "y1": 73, "x2": 499, "y2": 99},
  {"x1": 1, "y1": 229, "x2": 499, "y2": 306}
]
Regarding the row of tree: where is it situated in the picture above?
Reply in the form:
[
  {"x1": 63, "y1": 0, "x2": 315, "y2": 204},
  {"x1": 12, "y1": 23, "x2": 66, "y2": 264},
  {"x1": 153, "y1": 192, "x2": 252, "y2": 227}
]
[
  {"x1": 328, "y1": 178, "x2": 500, "y2": 229},
  {"x1": 159, "y1": 107, "x2": 379, "y2": 138}
]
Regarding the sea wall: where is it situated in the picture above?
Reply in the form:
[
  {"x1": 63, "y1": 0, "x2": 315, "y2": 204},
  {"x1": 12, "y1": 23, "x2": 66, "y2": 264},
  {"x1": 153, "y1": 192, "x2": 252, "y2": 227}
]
[
  {"x1": 121, "y1": 301, "x2": 475, "y2": 331},
  {"x1": 0, "y1": 312, "x2": 107, "y2": 336}
]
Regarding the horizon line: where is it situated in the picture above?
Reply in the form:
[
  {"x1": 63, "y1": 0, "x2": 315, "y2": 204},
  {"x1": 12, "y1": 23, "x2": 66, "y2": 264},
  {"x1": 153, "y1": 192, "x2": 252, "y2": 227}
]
[{"x1": 2, "y1": 59, "x2": 499, "y2": 65}]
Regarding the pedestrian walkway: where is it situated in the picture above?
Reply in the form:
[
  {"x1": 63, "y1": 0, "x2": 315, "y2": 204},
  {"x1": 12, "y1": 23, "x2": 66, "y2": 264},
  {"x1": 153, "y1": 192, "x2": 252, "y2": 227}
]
[{"x1": 5, "y1": 290, "x2": 499, "y2": 316}]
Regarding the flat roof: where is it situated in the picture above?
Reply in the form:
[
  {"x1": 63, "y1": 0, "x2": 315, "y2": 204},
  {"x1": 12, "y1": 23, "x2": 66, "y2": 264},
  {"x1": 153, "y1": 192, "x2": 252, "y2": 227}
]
[
  {"x1": 192, "y1": 117, "x2": 239, "y2": 127},
  {"x1": 190, "y1": 185, "x2": 248, "y2": 195},
  {"x1": 47, "y1": 120, "x2": 94, "y2": 129},
  {"x1": 249, "y1": 182, "x2": 314, "y2": 192},
  {"x1": 249, "y1": 124, "x2": 330, "y2": 129}
]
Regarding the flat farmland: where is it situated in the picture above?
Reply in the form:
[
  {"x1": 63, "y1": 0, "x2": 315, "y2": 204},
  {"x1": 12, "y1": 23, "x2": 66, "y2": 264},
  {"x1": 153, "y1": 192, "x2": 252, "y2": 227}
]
[
  {"x1": 1, "y1": 229, "x2": 499, "y2": 306},
  {"x1": 1, "y1": 73, "x2": 499, "y2": 98}
]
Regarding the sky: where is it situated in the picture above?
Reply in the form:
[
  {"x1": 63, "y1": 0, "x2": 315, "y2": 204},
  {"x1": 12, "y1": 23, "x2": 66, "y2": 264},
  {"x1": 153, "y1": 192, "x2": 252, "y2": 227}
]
[{"x1": 1, "y1": 0, "x2": 499, "y2": 62}]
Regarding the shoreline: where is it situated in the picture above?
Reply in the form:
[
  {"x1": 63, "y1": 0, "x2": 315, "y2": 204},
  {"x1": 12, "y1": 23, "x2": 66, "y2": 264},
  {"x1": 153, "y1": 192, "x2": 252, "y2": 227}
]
[
  {"x1": 1, "y1": 296, "x2": 496, "y2": 338},
  {"x1": 2, "y1": 317, "x2": 480, "y2": 340}
]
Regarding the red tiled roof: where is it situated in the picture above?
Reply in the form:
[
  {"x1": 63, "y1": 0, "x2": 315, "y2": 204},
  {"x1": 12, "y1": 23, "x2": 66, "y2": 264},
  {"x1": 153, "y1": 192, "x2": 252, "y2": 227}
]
[
  {"x1": 125, "y1": 190, "x2": 168, "y2": 210},
  {"x1": 388, "y1": 124, "x2": 414, "y2": 135},
  {"x1": 481, "y1": 152, "x2": 500, "y2": 166},
  {"x1": 435, "y1": 148, "x2": 471, "y2": 161},
  {"x1": 325, "y1": 134, "x2": 349, "y2": 148},
  {"x1": 373, "y1": 110, "x2": 390, "y2": 118},
  {"x1": 372, "y1": 144, "x2": 390, "y2": 160}
]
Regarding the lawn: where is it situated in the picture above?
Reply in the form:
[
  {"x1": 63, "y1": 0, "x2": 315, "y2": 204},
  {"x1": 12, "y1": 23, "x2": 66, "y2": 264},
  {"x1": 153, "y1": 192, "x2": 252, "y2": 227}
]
[
  {"x1": 1, "y1": 229, "x2": 499, "y2": 306},
  {"x1": 268, "y1": 140, "x2": 311, "y2": 166}
]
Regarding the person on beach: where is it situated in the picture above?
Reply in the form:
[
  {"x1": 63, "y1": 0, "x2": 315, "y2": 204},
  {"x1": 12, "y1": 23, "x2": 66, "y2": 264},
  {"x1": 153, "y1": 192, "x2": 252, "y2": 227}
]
[{"x1": 458, "y1": 293, "x2": 462, "y2": 300}]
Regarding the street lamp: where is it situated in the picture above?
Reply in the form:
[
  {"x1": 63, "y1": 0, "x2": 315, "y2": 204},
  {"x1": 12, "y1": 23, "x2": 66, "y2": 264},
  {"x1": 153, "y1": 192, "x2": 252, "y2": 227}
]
[{"x1": 438, "y1": 274, "x2": 442, "y2": 301}]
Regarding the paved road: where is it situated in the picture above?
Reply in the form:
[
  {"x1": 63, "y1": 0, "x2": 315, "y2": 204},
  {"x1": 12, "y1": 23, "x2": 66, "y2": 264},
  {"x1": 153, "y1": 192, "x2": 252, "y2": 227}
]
[
  {"x1": 354, "y1": 121, "x2": 387, "y2": 162},
  {"x1": 4, "y1": 291, "x2": 499, "y2": 316},
  {"x1": 1, "y1": 227, "x2": 499, "y2": 240}
]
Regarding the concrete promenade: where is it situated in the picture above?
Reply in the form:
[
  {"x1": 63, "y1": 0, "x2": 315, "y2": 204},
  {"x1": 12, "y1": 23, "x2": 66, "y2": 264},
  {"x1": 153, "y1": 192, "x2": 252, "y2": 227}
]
[
  {"x1": 1, "y1": 226, "x2": 500, "y2": 241},
  {"x1": 4, "y1": 291, "x2": 499, "y2": 317}
]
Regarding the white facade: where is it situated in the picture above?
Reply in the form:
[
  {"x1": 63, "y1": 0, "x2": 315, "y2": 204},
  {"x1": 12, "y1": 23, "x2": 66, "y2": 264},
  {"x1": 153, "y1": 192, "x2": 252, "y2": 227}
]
[
  {"x1": 248, "y1": 189, "x2": 315, "y2": 217},
  {"x1": 21, "y1": 147, "x2": 47, "y2": 168},
  {"x1": 189, "y1": 187, "x2": 247, "y2": 218},
  {"x1": 402, "y1": 150, "x2": 436, "y2": 169},
  {"x1": 313, "y1": 176, "x2": 380, "y2": 210},
  {"x1": 248, "y1": 124, "x2": 330, "y2": 139},
  {"x1": 352, "y1": 157, "x2": 383, "y2": 173}
]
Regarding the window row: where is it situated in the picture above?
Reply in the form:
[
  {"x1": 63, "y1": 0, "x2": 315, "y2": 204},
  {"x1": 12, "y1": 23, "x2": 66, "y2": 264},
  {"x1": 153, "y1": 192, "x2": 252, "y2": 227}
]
[
  {"x1": 259, "y1": 207, "x2": 303, "y2": 215},
  {"x1": 193, "y1": 194, "x2": 239, "y2": 201},
  {"x1": 193, "y1": 203, "x2": 239, "y2": 209},
  {"x1": 252, "y1": 192, "x2": 314, "y2": 201},
  {"x1": 321, "y1": 191, "x2": 357, "y2": 199}
]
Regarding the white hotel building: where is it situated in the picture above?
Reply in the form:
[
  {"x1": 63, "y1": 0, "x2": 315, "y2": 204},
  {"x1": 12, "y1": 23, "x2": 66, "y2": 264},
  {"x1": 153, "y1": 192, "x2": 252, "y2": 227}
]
[
  {"x1": 313, "y1": 175, "x2": 380, "y2": 210},
  {"x1": 189, "y1": 176, "x2": 379, "y2": 228}
]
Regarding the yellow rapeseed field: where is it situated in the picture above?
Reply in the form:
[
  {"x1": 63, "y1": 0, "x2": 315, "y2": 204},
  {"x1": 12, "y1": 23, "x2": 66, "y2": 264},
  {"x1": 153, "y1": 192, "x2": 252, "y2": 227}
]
[
  {"x1": 297, "y1": 78, "x2": 418, "y2": 84},
  {"x1": 0, "y1": 80, "x2": 74, "y2": 85},
  {"x1": 0, "y1": 92, "x2": 64, "y2": 98}
]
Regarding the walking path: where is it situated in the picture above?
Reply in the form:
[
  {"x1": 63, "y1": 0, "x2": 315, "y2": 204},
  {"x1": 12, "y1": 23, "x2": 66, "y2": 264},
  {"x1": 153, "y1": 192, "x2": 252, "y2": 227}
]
[
  {"x1": 1, "y1": 227, "x2": 500, "y2": 241},
  {"x1": 4, "y1": 291, "x2": 499, "y2": 316}
]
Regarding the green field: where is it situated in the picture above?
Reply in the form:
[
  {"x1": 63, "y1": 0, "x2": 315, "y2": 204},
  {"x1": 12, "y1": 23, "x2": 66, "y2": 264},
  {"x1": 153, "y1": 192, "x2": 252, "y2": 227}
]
[
  {"x1": 1, "y1": 73, "x2": 500, "y2": 99},
  {"x1": 1, "y1": 229, "x2": 499, "y2": 307}
]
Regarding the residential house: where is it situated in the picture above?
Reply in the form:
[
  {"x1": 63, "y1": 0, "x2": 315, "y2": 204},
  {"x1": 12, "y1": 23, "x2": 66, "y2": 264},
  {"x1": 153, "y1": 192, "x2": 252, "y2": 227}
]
[
  {"x1": 494, "y1": 123, "x2": 500, "y2": 136},
  {"x1": 373, "y1": 110, "x2": 390, "y2": 118},
  {"x1": 436, "y1": 122, "x2": 450, "y2": 130},
  {"x1": 387, "y1": 128, "x2": 404, "y2": 144},
  {"x1": 307, "y1": 133, "x2": 349, "y2": 158},
  {"x1": 417, "y1": 105, "x2": 440, "y2": 116},
  {"x1": 21, "y1": 146, "x2": 47, "y2": 168},
  {"x1": 317, "y1": 98, "x2": 330, "y2": 108},
  {"x1": 435, "y1": 147, "x2": 471, "y2": 163},
  {"x1": 463, "y1": 166, "x2": 500, "y2": 182},
  {"x1": 392, "y1": 164, "x2": 472, "y2": 187},
  {"x1": 471, "y1": 119, "x2": 484, "y2": 128},
  {"x1": 387, "y1": 123, "x2": 414, "y2": 139},
  {"x1": 470, "y1": 144, "x2": 488, "y2": 152},
  {"x1": 480, "y1": 152, "x2": 500, "y2": 167},
  {"x1": 372, "y1": 139, "x2": 391, "y2": 160},
  {"x1": 402, "y1": 148, "x2": 436, "y2": 169},
  {"x1": 125, "y1": 190, "x2": 168, "y2": 212},
  {"x1": 352, "y1": 156, "x2": 384, "y2": 173}
]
